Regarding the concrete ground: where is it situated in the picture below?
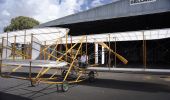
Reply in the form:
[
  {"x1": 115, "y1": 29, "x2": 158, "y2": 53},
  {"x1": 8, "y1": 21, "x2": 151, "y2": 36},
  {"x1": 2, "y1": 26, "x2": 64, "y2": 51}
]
[{"x1": 0, "y1": 72, "x2": 170, "y2": 100}]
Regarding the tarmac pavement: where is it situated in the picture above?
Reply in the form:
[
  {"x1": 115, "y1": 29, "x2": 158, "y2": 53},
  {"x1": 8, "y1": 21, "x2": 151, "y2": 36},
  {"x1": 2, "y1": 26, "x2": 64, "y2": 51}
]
[{"x1": 0, "y1": 72, "x2": 170, "y2": 100}]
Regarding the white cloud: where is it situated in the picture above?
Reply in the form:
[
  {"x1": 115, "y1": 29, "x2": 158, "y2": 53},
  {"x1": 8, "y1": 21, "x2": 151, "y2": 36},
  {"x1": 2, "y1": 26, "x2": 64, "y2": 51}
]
[
  {"x1": 0, "y1": 0, "x2": 86, "y2": 32},
  {"x1": 2, "y1": 10, "x2": 10, "y2": 16},
  {"x1": 0, "y1": 0, "x2": 112, "y2": 33},
  {"x1": 91, "y1": 0, "x2": 103, "y2": 7},
  {"x1": 91, "y1": 0, "x2": 120, "y2": 8},
  {"x1": 33, "y1": 0, "x2": 85, "y2": 23}
]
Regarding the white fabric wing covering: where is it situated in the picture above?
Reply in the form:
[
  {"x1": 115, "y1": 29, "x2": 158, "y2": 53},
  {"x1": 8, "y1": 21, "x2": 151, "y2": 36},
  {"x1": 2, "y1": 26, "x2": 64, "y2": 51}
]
[
  {"x1": 2, "y1": 39, "x2": 11, "y2": 59},
  {"x1": 0, "y1": 27, "x2": 69, "y2": 45},
  {"x1": 31, "y1": 36, "x2": 41, "y2": 60},
  {"x1": 60, "y1": 28, "x2": 170, "y2": 44},
  {"x1": 2, "y1": 60, "x2": 67, "y2": 68}
]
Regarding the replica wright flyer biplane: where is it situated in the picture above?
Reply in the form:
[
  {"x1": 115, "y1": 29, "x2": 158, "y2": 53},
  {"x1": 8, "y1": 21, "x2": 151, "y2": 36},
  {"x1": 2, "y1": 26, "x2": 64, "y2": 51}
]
[{"x1": 0, "y1": 27, "x2": 128, "y2": 92}]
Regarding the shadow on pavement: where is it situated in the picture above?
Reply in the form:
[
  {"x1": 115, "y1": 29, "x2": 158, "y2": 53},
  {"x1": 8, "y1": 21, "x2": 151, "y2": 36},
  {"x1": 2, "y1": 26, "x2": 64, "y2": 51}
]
[
  {"x1": 0, "y1": 91, "x2": 32, "y2": 100},
  {"x1": 81, "y1": 78, "x2": 170, "y2": 93},
  {"x1": 2, "y1": 72, "x2": 53, "y2": 78}
]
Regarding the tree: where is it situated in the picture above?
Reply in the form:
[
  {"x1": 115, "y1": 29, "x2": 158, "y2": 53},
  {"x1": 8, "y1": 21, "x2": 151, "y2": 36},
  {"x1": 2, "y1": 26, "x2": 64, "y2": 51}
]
[{"x1": 4, "y1": 16, "x2": 40, "y2": 32}]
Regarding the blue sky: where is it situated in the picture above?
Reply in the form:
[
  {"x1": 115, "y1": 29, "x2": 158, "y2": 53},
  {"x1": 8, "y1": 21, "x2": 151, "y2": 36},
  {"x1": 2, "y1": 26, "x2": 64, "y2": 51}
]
[{"x1": 0, "y1": 0, "x2": 118, "y2": 32}]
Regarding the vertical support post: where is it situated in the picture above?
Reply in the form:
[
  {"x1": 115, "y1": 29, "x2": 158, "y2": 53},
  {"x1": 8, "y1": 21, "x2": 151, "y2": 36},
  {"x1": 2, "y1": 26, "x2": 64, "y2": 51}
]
[
  {"x1": 102, "y1": 46, "x2": 105, "y2": 64},
  {"x1": 71, "y1": 35, "x2": 73, "y2": 60},
  {"x1": 66, "y1": 32, "x2": 68, "y2": 62},
  {"x1": 108, "y1": 34, "x2": 111, "y2": 67},
  {"x1": 44, "y1": 41, "x2": 46, "y2": 60},
  {"x1": 105, "y1": 36, "x2": 107, "y2": 65},
  {"x1": 86, "y1": 35, "x2": 88, "y2": 63},
  {"x1": 60, "y1": 40, "x2": 62, "y2": 56},
  {"x1": 29, "y1": 61, "x2": 34, "y2": 86},
  {"x1": 143, "y1": 32, "x2": 147, "y2": 68},
  {"x1": 95, "y1": 43, "x2": 98, "y2": 64},
  {"x1": 81, "y1": 46, "x2": 82, "y2": 56},
  {"x1": 81, "y1": 42, "x2": 82, "y2": 56},
  {"x1": 23, "y1": 30, "x2": 26, "y2": 59},
  {"x1": 0, "y1": 37, "x2": 4, "y2": 76},
  {"x1": 143, "y1": 32, "x2": 145, "y2": 68},
  {"x1": 29, "y1": 34, "x2": 34, "y2": 86},
  {"x1": 6, "y1": 32, "x2": 8, "y2": 58},
  {"x1": 56, "y1": 40, "x2": 58, "y2": 60},
  {"x1": 13, "y1": 35, "x2": 16, "y2": 60},
  {"x1": 30, "y1": 34, "x2": 33, "y2": 59},
  {"x1": 114, "y1": 37, "x2": 117, "y2": 68},
  {"x1": 40, "y1": 48, "x2": 42, "y2": 60},
  {"x1": 145, "y1": 36, "x2": 147, "y2": 68},
  {"x1": 80, "y1": 34, "x2": 84, "y2": 57}
]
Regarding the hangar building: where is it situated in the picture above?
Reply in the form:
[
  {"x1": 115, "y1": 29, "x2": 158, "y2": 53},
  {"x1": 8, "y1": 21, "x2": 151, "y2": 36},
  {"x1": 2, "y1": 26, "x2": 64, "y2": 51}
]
[{"x1": 37, "y1": 0, "x2": 170, "y2": 69}]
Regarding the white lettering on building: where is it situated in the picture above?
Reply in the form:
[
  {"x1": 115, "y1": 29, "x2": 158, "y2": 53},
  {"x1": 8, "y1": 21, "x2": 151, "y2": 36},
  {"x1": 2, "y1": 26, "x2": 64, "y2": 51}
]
[{"x1": 130, "y1": 0, "x2": 156, "y2": 5}]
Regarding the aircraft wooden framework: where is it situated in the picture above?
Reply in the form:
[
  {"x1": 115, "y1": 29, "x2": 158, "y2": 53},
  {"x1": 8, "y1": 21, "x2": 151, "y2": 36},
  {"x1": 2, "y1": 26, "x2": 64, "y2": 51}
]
[{"x1": 0, "y1": 28, "x2": 128, "y2": 92}]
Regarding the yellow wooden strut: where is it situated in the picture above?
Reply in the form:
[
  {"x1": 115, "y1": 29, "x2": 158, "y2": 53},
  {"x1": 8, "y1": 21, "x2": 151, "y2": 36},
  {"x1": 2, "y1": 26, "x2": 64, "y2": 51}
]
[
  {"x1": 96, "y1": 42, "x2": 128, "y2": 64},
  {"x1": 12, "y1": 65, "x2": 22, "y2": 72},
  {"x1": 37, "y1": 37, "x2": 84, "y2": 78},
  {"x1": 49, "y1": 36, "x2": 85, "y2": 79},
  {"x1": 4, "y1": 46, "x2": 30, "y2": 58},
  {"x1": 76, "y1": 72, "x2": 83, "y2": 82},
  {"x1": 36, "y1": 43, "x2": 58, "y2": 78},
  {"x1": 35, "y1": 40, "x2": 59, "y2": 78},
  {"x1": 36, "y1": 36, "x2": 85, "y2": 79},
  {"x1": 63, "y1": 39, "x2": 84, "y2": 81}
]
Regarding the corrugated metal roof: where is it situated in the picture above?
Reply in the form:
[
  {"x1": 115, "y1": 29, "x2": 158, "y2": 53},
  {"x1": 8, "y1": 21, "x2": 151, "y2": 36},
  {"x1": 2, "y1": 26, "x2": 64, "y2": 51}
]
[{"x1": 37, "y1": 0, "x2": 170, "y2": 28}]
